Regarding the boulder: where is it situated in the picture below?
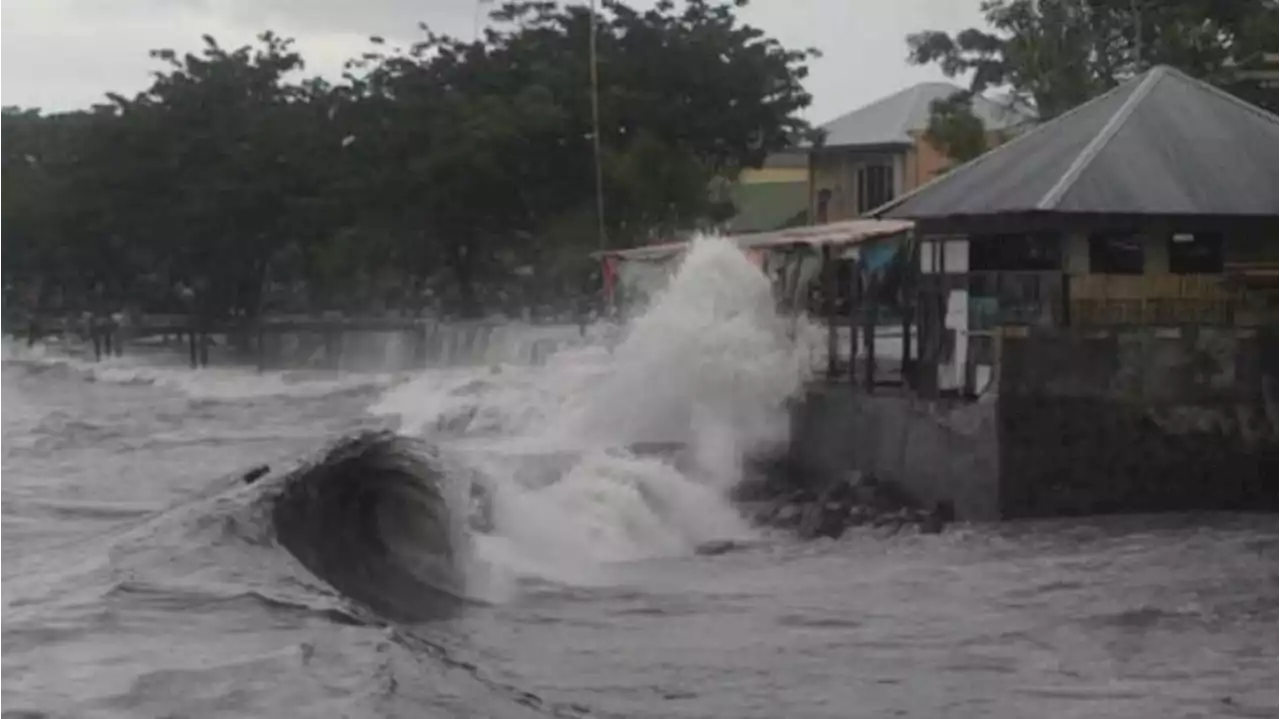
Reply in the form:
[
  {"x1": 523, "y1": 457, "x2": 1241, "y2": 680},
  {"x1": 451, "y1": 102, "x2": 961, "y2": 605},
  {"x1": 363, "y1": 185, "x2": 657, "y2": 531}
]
[{"x1": 730, "y1": 460, "x2": 954, "y2": 541}]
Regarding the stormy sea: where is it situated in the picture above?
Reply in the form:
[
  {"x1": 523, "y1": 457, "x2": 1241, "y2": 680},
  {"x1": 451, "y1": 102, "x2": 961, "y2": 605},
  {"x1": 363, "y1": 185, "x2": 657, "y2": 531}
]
[{"x1": 3, "y1": 239, "x2": 1276, "y2": 719}]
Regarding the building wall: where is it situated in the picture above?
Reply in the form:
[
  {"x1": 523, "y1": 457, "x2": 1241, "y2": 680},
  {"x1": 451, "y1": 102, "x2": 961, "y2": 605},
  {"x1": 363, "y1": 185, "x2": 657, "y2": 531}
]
[
  {"x1": 904, "y1": 130, "x2": 1010, "y2": 189},
  {"x1": 809, "y1": 130, "x2": 1007, "y2": 223},
  {"x1": 739, "y1": 166, "x2": 808, "y2": 185},
  {"x1": 904, "y1": 131, "x2": 953, "y2": 189},
  {"x1": 809, "y1": 147, "x2": 907, "y2": 222},
  {"x1": 1062, "y1": 231, "x2": 1262, "y2": 326},
  {"x1": 1062, "y1": 231, "x2": 1169, "y2": 276}
]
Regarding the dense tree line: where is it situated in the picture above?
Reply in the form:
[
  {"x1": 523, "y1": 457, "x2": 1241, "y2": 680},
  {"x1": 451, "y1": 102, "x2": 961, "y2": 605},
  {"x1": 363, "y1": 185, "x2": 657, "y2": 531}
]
[
  {"x1": 910, "y1": 0, "x2": 1278, "y2": 162},
  {"x1": 3, "y1": 0, "x2": 818, "y2": 323}
]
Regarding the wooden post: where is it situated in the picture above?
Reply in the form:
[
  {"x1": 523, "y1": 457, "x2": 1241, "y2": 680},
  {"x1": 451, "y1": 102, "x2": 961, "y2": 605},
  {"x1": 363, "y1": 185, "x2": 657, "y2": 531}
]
[
  {"x1": 917, "y1": 238, "x2": 941, "y2": 399},
  {"x1": 849, "y1": 268, "x2": 861, "y2": 386},
  {"x1": 901, "y1": 303, "x2": 914, "y2": 390},
  {"x1": 822, "y1": 245, "x2": 838, "y2": 379},
  {"x1": 863, "y1": 275, "x2": 877, "y2": 394},
  {"x1": 199, "y1": 330, "x2": 210, "y2": 367},
  {"x1": 1059, "y1": 271, "x2": 1071, "y2": 327},
  {"x1": 113, "y1": 317, "x2": 124, "y2": 357},
  {"x1": 901, "y1": 239, "x2": 917, "y2": 390},
  {"x1": 188, "y1": 328, "x2": 198, "y2": 369},
  {"x1": 933, "y1": 287, "x2": 947, "y2": 398}
]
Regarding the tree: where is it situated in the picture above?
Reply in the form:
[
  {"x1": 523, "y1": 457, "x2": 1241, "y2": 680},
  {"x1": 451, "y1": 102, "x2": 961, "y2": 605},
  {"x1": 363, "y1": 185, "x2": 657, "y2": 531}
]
[
  {"x1": 54, "y1": 33, "x2": 363, "y2": 319},
  {"x1": 3, "y1": 1, "x2": 819, "y2": 322},
  {"x1": 906, "y1": 0, "x2": 1278, "y2": 162},
  {"x1": 921, "y1": 93, "x2": 993, "y2": 166},
  {"x1": 3, "y1": 108, "x2": 74, "y2": 300},
  {"x1": 343, "y1": 0, "x2": 818, "y2": 315}
]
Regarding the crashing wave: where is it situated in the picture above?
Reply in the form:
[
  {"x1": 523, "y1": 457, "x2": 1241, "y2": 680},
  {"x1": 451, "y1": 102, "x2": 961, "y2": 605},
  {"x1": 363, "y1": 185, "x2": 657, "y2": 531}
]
[{"x1": 262, "y1": 430, "x2": 476, "y2": 623}]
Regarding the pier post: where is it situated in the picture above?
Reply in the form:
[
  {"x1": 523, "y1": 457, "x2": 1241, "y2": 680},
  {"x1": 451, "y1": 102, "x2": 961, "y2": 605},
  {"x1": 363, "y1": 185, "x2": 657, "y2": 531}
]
[
  {"x1": 413, "y1": 321, "x2": 428, "y2": 369},
  {"x1": 324, "y1": 328, "x2": 342, "y2": 370},
  {"x1": 112, "y1": 316, "x2": 124, "y2": 357},
  {"x1": 27, "y1": 316, "x2": 40, "y2": 347},
  {"x1": 427, "y1": 322, "x2": 441, "y2": 367},
  {"x1": 256, "y1": 322, "x2": 266, "y2": 371},
  {"x1": 91, "y1": 319, "x2": 104, "y2": 362},
  {"x1": 188, "y1": 328, "x2": 198, "y2": 368}
]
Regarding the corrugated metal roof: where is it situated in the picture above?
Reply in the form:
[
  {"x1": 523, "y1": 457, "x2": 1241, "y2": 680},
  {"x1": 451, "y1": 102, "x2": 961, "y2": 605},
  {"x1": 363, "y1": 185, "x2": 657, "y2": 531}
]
[
  {"x1": 596, "y1": 219, "x2": 914, "y2": 262},
  {"x1": 876, "y1": 65, "x2": 1280, "y2": 218},
  {"x1": 817, "y1": 82, "x2": 1030, "y2": 148}
]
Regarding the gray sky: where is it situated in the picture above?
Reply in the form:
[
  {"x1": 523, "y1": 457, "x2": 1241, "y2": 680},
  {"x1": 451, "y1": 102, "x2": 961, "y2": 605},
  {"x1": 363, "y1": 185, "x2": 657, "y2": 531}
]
[{"x1": 1, "y1": 0, "x2": 985, "y2": 124}]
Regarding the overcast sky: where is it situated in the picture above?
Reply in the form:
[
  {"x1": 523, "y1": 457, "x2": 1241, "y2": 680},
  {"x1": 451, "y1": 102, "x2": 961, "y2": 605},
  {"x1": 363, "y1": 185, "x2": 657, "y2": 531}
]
[{"x1": 1, "y1": 0, "x2": 985, "y2": 124}]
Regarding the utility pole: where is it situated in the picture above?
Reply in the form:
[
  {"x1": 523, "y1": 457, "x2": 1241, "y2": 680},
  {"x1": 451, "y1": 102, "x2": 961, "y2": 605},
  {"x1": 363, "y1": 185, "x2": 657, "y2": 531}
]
[{"x1": 589, "y1": 0, "x2": 608, "y2": 250}]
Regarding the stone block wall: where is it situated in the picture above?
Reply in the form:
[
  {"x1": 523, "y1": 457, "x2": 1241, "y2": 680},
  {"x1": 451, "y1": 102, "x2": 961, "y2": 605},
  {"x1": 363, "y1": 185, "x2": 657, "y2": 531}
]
[{"x1": 997, "y1": 327, "x2": 1275, "y2": 517}]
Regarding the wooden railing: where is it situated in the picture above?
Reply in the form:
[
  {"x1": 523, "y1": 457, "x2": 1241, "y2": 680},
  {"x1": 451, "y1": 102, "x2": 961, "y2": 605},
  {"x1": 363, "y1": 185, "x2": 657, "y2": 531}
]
[
  {"x1": 958, "y1": 272, "x2": 1266, "y2": 329},
  {"x1": 966, "y1": 271, "x2": 1065, "y2": 331},
  {"x1": 1067, "y1": 274, "x2": 1263, "y2": 327}
]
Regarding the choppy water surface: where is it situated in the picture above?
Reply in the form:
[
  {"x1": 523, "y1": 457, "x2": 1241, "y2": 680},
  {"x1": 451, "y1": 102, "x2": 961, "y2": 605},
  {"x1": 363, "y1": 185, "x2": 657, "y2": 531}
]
[{"x1": 3, "y1": 240, "x2": 1277, "y2": 719}]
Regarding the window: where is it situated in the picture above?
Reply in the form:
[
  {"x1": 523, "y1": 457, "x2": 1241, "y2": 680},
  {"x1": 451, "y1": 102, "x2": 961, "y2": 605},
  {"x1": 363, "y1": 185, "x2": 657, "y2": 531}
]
[
  {"x1": 856, "y1": 164, "x2": 894, "y2": 214},
  {"x1": 1167, "y1": 232, "x2": 1223, "y2": 274},
  {"x1": 1088, "y1": 232, "x2": 1145, "y2": 275},
  {"x1": 969, "y1": 233, "x2": 1061, "y2": 271}
]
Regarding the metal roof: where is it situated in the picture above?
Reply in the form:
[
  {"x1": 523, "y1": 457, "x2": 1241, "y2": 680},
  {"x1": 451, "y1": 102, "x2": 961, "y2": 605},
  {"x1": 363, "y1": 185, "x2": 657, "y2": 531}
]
[
  {"x1": 817, "y1": 82, "x2": 1031, "y2": 148},
  {"x1": 876, "y1": 65, "x2": 1280, "y2": 219},
  {"x1": 596, "y1": 219, "x2": 914, "y2": 262}
]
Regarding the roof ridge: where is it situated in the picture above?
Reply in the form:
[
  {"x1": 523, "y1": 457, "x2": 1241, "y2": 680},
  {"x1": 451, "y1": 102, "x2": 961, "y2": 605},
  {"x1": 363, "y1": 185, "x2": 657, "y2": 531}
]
[
  {"x1": 1152, "y1": 63, "x2": 1279, "y2": 124},
  {"x1": 971, "y1": 91, "x2": 1034, "y2": 127},
  {"x1": 818, "y1": 86, "x2": 904, "y2": 129},
  {"x1": 870, "y1": 75, "x2": 1142, "y2": 218},
  {"x1": 1035, "y1": 68, "x2": 1163, "y2": 209},
  {"x1": 899, "y1": 84, "x2": 927, "y2": 137},
  {"x1": 818, "y1": 80, "x2": 960, "y2": 128}
]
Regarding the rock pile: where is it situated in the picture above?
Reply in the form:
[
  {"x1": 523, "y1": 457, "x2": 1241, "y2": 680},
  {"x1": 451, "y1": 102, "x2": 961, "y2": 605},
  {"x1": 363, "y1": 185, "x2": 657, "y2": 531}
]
[{"x1": 740, "y1": 470, "x2": 954, "y2": 540}]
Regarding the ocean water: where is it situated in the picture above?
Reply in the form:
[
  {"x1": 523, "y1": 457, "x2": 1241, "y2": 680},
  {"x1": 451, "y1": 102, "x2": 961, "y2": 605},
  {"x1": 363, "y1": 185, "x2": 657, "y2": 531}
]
[{"x1": 3, "y1": 238, "x2": 1276, "y2": 719}]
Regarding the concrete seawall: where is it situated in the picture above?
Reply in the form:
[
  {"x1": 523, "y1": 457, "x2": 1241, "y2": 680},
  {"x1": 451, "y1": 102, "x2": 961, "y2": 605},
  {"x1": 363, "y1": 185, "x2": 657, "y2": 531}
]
[
  {"x1": 784, "y1": 326, "x2": 1275, "y2": 522},
  {"x1": 785, "y1": 387, "x2": 1001, "y2": 521}
]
